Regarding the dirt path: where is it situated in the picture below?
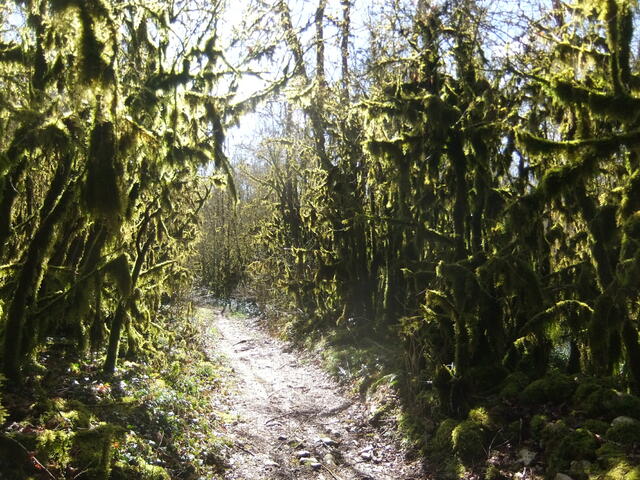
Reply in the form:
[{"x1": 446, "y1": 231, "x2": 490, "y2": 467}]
[{"x1": 201, "y1": 306, "x2": 424, "y2": 480}]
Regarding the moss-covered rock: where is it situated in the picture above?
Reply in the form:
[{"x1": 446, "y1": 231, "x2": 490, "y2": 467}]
[
  {"x1": 530, "y1": 414, "x2": 548, "y2": 440},
  {"x1": 451, "y1": 420, "x2": 485, "y2": 466},
  {"x1": 572, "y1": 377, "x2": 617, "y2": 404},
  {"x1": 498, "y1": 371, "x2": 530, "y2": 400},
  {"x1": 428, "y1": 418, "x2": 464, "y2": 479},
  {"x1": 547, "y1": 428, "x2": 598, "y2": 477},
  {"x1": 541, "y1": 420, "x2": 571, "y2": 450},
  {"x1": 582, "y1": 419, "x2": 609, "y2": 435},
  {"x1": 582, "y1": 388, "x2": 640, "y2": 419},
  {"x1": 520, "y1": 371, "x2": 576, "y2": 404},
  {"x1": 430, "y1": 418, "x2": 458, "y2": 453},
  {"x1": 605, "y1": 418, "x2": 640, "y2": 445}
]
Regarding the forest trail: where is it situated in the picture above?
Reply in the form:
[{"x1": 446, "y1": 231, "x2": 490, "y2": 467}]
[{"x1": 201, "y1": 305, "x2": 423, "y2": 480}]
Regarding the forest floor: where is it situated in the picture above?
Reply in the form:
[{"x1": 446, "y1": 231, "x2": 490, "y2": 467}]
[{"x1": 201, "y1": 304, "x2": 424, "y2": 480}]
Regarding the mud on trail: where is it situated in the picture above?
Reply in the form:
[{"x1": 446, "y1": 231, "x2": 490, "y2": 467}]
[{"x1": 200, "y1": 305, "x2": 424, "y2": 480}]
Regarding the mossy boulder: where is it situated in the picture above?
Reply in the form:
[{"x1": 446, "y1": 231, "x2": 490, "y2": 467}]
[
  {"x1": 451, "y1": 420, "x2": 485, "y2": 466},
  {"x1": 520, "y1": 371, "x2": 576, "y2": 404},
  {"x1": 428, "y1": 418, "x2": 464, "y2": 479},
  {"x1": 429, "y1": 418, "x2": 456, "y2": 454},
  {"x1": 541, "y1": 420, "x2": 571, "y2": 450},
  {"x1": 530, "y1": 414, "x2": 548, "y2": 440},
  {"x1": 498, "y1": 371, "x2": 529, "y2": 400},
  {"x1": 573, "y1": 377, "x2": 617, "y2": 404},
  {"x1": 547, "y1": 428, "x2": 598, "y2": 477},
  {"x1": 582, "y1": 388, "x2": 640, "y2": 419},
  {"x1": 605, "y1": 417, "x2": 640, "y2": 446}
]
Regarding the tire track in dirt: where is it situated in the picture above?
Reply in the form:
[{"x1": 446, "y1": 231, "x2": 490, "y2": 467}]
[{"x1": 202, "y1": 306, "x2": 424, "y2": 480}]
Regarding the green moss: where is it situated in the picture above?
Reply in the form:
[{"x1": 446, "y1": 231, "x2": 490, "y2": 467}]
[
  {"x1": 596, "y1": 443, "x2": 628, "y2": 468},
  {"x1": 37, "y1": 429, "x2": 73, "y2": 468},
  {"x1": 603, "y1": 461, "x2": 640, "y2": 480},
  {"x1": 605, "y1": 419, "x2": 640, "y2": 445},
  {"x1": 498, "y1": 371, "x2": 529, "y2": 400},
  {"x1": 111, "y1": 460, "x2": 170, "y2": 480},
  {"x1": 485, "y1": 464, "x2": 508, "y2": 480},
  {"x1": 530, "y1": 414, "x2": 548, "y2": 440},
  {"x1": 547, "y1": 428, "x2": 598, "y2": 477},
  {"x1": 541, "y1": 420, "x2": 571, "y2": 449},
  {"x1": 520, "y1": 371, "x2": 576, "y2": 404},
  {"x1": 431, "y1": 418, "x2": 458, "y2": 453},
  {"x1": 582, "y1": 419, "x2": 610, "y2": 435},
  {"x1": 71, "y1": 424, "x2": 125, "y2": 480},
  {"x1": 451, "y1": 420, "x2": 485, "y2": 466},
  {"x1": 428, "y1": 418, "x2": 464, "y2": 479},
  {"x1": 573, "y1": 377, "x2": 617, "y2": 404},
  {"x1": 582, "y1": 388, "x2": 640, "y2": 419},
  {"x1": 468, "y1": 407, "x2": 491, "y2": 428},
  {"x1": 63, "y1": 400, "x2": 93, "y2": 428}
]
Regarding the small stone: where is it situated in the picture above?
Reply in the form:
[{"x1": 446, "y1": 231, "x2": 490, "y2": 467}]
[
  {"x1": 300, "y1": 456, "x2": 319, "y2": 465},
  {"x1": 322, "y1": 453, "x2": 336, "y2": 465},
  {"x1": 264, "y1": 460, "x2": 279, "y2": 468},
  {"x1": 310, "y1": 462, "x2": 322, "y2": 470},
  {"x1": 296, "y1": 450, "x2": 311, "y2": 458},
  {"x1": 278, "y1": 435, "x2": 288, "y2": 441},
  {"x1": 360, "y1": 451, "x2": 373, "y2": 461},
  {"x1": 319, "y1": 437, "x2": 338, "y2": 447}
]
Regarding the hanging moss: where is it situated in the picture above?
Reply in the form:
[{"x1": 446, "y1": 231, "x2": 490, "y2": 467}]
[
  {"x1": 78, "y1": 5, "x2": 114, "y2": 85},
  {"x1": 84, "y1": 120, "x2": 123, "y2": 218},
  {"x1": 550, "y1": 78, "x2": 640, "y2": 121},
  {"x1": 619, "y1": 170, "x2": 640, "y2": 217},
  {"x1": 104, "y1": 253, "x2": 132, "y2": 296}
]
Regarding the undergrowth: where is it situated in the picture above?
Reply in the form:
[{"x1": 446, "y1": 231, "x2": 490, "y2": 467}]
[{"x1": 0, "y1": 302, "x2": 230, "y2": 480}]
